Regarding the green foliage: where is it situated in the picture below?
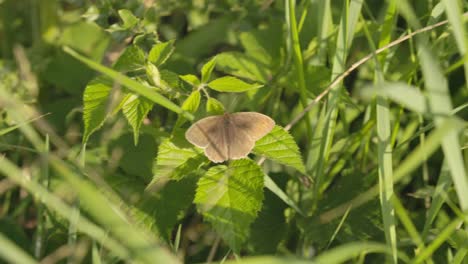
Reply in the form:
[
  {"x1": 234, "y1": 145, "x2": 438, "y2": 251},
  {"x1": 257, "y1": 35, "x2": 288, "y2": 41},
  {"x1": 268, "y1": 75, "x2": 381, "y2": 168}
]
[
  {"x1": 152, "y1": 137, "x2": 203, "y2": 182},
  {"x1": 1, "y1": 1, "x2": 467, "y2": 263},
  {"x1": 148, "y1": 40, "x2": 175, "y2": 66},
  {"x1": 254, "y1": 126, "x2": 305, "y2": 173},
  {"x1": 194, "y1": 159, "x2": 264, "y2": 253},
  {"x1": 82, "y1": 77, "x2": 113, "y2": 143}
]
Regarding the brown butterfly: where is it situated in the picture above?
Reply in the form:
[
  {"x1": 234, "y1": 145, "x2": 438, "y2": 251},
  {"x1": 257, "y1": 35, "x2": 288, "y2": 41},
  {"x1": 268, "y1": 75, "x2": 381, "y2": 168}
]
[{"x1": 185, "y1": 112, "x2": 275, "y2": 163}]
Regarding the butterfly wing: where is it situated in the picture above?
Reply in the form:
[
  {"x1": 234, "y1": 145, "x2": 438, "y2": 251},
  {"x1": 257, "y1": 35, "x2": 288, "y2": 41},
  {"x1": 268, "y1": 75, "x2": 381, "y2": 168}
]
[
  {"x1": 204, "y1": 123, "x2": 229, "y2": 163},
  {"x1": 185, "y1": 116, "x2": 221, "y2": 148},
  {"x1": 185, "y1": 112, "x2": 275, "y2": 163},
  {"x1": 225, "y1": 124, "x2": 255, "y2": 160},
  {"x1": 230, "y1": 112, "x2": 275, "y2": 141},
  {"x1": 185, "y1": 115, "x2": 229, "y2": 163}
]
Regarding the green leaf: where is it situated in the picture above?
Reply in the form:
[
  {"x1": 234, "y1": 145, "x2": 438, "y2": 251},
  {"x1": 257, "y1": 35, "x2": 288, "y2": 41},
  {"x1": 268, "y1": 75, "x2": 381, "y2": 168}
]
[
  {"x1": 239, "y1": 31, "x2": 272, "y2": 66},
  {"x1": 82, "y1": 77, "x2": 113, "y2": 143},
  {"x1": 254, "y1": 126, "x2": 305, "y2": 173},
  {"x1": 201, "y1": 56, "x2": 217, "y2": 83},
  {"x1": 64, "y1": 46, "x2": 192, "y2": 120},
  {"x1": 181, "y1": 91, "x2": 201, "y2": 113},
  {"x1": 179, "y1": 74, "x2": 200, "y2": 86},
  {"x1": 121, "y1": 93, "x2": 154, "y2": 145},
  {"x1": 113, "y1": 45, "x2": 145, "y2": 72},
  {"x1": 133, "y1": 176, "x2": 198, "y2": 241},
  {"x1": 145, "y1": 63, "x2": 162, "y2": 87},
  {"x1": 175, "y1": 91, "x2": 201, "y2": 127},
  {"x1": 207, "y1": 76, "x2": 263, "y2": 93},
  {"x1": 109, "y1": 134, "x2": 157, "y2": 181},
  {"x1": 152, "y1": 138, "x2": 201, "y2": 183},
  {"x1": 160, "y1": 69, "x2": 186, "y2": 92},
  {"x1": 194, "y1": 159, "x2": 264, "y2": 252},
  {"x1": 118, "y1": 9, "x2": 139, "y2": 29},
  {"x1": 206, "y1": 97, "x2": 225, "y2": 115},
  {"x1": 148, "y1": 40, "x2": 175, "y2": 66}
]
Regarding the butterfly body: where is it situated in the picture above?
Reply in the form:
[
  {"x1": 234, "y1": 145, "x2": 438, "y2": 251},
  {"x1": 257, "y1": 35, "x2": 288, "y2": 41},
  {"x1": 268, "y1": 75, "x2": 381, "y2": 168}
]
[{"x1": 185, "y1": 112, "x2": 275, "y2": 163}]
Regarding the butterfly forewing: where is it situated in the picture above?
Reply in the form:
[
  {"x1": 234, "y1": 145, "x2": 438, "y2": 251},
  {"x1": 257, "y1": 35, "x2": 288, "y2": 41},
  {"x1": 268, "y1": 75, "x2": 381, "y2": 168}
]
[{"x1": 185, "y1": 116, "x2": 221, "y2": 148}]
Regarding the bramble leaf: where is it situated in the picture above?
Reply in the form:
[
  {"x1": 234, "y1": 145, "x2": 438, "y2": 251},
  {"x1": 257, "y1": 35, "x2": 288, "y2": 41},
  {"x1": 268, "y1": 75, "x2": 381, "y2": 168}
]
[
  {"x1": 194, "y1": 159, "x2": 264, "y2": 252},
  {"x1": 152, "y1": 138, "x2": 202, "y2": 183},
  {"x1": 148, "y1": 40, "x2": 175, "y2": 66},
  {"x1": 121, "y1": 93, "x2": 154, "y2": 145},
  {"x1": 82, "y1": 77, "x2": 113, "y2": 143},
  {"x1": 201, "y1": 56, "x2": 217, "y2": 83},
  {"x1": 118, "y1": 9, "x2": 139, "y2": 29},
  {"x1": 113, "y1": 45, "x2": 145, "y2": 72},
  {"x1": 254, "y1": 126, "x2": 305, "y2": 173}
]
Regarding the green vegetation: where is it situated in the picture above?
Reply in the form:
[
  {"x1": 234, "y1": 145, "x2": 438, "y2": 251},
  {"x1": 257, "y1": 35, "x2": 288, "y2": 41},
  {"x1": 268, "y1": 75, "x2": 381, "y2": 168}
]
[{"x1": 0, "y1": 0, "x2": 467, "y2": 263}]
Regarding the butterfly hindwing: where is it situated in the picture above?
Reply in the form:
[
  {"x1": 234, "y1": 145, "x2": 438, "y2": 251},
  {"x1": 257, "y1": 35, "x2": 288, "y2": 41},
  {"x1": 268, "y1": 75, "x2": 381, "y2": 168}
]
[{"x1": 231, "y1": 112, "x2": 275, "y2": 141}]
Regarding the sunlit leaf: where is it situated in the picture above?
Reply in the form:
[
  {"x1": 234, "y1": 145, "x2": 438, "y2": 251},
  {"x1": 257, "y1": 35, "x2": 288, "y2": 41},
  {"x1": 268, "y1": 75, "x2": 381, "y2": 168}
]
[
  {"x1": 82, "y1": 77, "x2": 113, "y2": 143},
  {"x1": 179, "y1": 74, "x2": 200, "y2": 86},
  {"x1": 113, "y1": 45, "x2": 145, "y2": 72},
  {"x1": 148, "y1": 40, "x2": 175, "y2": 66},
  {"x1": 175, "y1": 91, "x2": 201, "y2": 127},
  {"x1": 201, "y1": 56, "x2": 217, "y2": 83},
  {"x1": 194, "y1": 159, "x2": 264, "y2": 252},
  {"x1": 216, "y1": 52, "x2": 270, "y2": 83},
  {"x1": 254, "y1": 126, "x2": 305, "y2": 173},
  {"x1": 118, "y1": 9, "x2": 139, "y2": 29},
  {"x1": 121, "y1": 93, "x2": 154, "y2": 145},
  {"x1": 206, "y1": 97, "x2": 225, "y2": 115},
  {"x1": 152, "y1": 138, "x2": 201, "y2": 183}
]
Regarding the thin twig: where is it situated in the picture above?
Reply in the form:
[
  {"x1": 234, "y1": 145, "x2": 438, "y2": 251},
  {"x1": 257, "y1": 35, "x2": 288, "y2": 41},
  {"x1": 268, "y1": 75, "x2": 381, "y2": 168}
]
[{"x1": 283, "y1": 15, "x2": 461, "y2": 132}]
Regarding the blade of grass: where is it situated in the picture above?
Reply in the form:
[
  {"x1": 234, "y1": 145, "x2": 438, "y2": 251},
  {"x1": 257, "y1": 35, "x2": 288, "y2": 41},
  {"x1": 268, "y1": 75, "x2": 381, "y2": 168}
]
[
  {"x1": 398, "y1": 0, "x2": 468, "y2": 214},
  {"x1": 285, "y1": 0, "x2": 313, "y2": 139},
  {"x1": 315, "y1": 0, "x2": 332, "y2": 63},
  {"x1": 371, "y1": 1, "x2": 398, "y2": 262},
  {"x1": 413, "y1": 218, "x2": 464, "y2": 264},
  {"x1": 391, "y1": 196, "x2": 426, "y2": 253},
  {"x1": 313, "y1": 241, "x2": 409, "y2": 264},
  {"x1": 421, "y1": 160, "x2": 451, "y2": 239},
  {"x1": 399, "y1": 0, "x2": 468, "y2": 214},
  {"x1": 287, "y1": 0, "x2": 307, "y2": 101},
  {"x1": 49, "y1": 155, "x2": 180, "y2": 264},
  {"x1": 312, "y1": 0, "x2": 363, "y2": 200},
  {"x1": 0, "y1": 233, "x2": 38, "y2": 264},
  {"x1": 67, "y1": 200, "x2": 80, "y2": 264},
  {"x1": 319, "y1": 117, "x2": 464, "y2": 223},
  {"x1": 326, "y1": 205, "x2": 351, "y2": 249},
  {"x1": 442, "y1": 0, "x2": 468, "y2": 93},
  {"x1": 264, "y1": 174, "x2": 304, "y2": 216},
  {"x1": 63, "y1": 46, "x2": 193, "y2": 121},
  {"x1": 0, "y1": 157, "x2": 130, "y2": 260},
  {"x1": 0, "y1": 89, "x2": 180, "y2": 264}
]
